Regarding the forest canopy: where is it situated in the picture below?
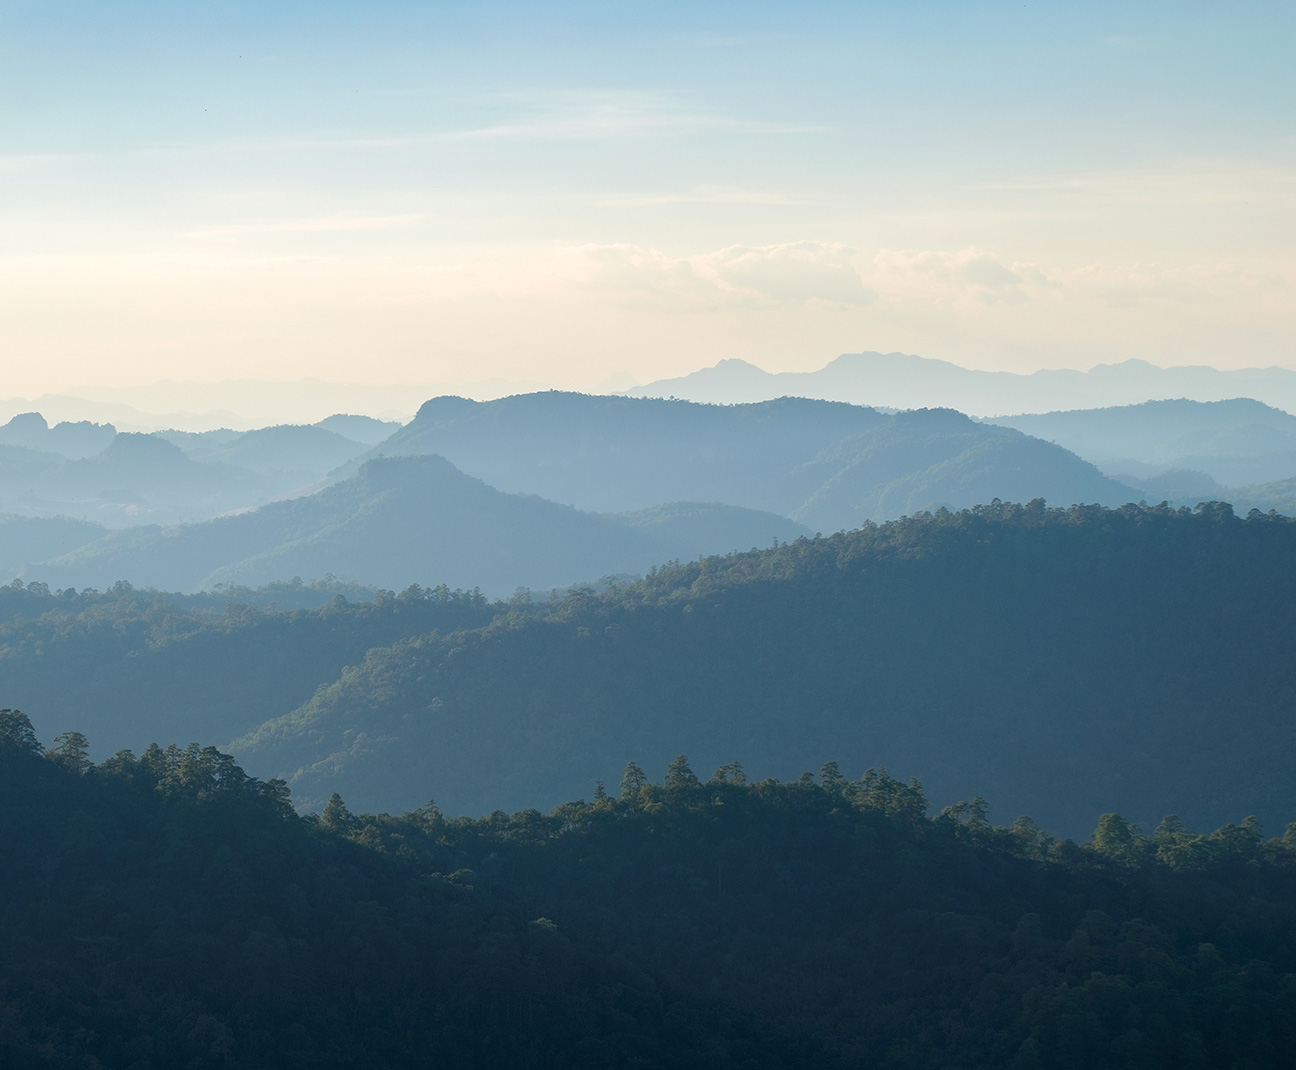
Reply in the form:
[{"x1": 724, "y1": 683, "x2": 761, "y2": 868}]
[
  {"x1": 5, "y1": 499, "x2": 1296, "y2": 835},
  {"x1": 3, "y1": 710, "x2": 1295, "y2": 1069}
]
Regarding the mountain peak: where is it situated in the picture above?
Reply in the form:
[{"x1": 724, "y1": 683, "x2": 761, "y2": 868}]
[
  {"x1": 0, "y1": 412, "x2": 51, "y2": 446},
  {"x1": 355, "y1": 453, "x2": 471, "y2": 493},
  {"x1": 414, "y1": 395, "x2": 481, "y2": 422}
]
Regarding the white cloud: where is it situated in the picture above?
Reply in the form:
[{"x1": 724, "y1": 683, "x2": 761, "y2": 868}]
[
  {"x1": 706, "y1": 242, "x2": 872, "y2": 306},
  {"x1": 868, "y1": 246, "x2": 1048, "y2": 306},
  {"x1": 861, "y1": 245, "x2": 1288, "y2": 315},
  {"x1": 568, "y1": 240, "x2": 871, "y2": 309},
  {"x1": 1061, "y1": 259, "x2": 1285, "y2": 307}
]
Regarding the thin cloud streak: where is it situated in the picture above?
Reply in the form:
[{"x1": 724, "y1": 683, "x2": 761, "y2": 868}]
[{"x1": 446, "y1": 111, "x2": 825, "y2": 142}]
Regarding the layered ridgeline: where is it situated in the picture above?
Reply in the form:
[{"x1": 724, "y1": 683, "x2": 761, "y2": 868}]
[
  {"x1": 11, "y1": 391, "x2": 1138, "y2": 593},
  {"x1": 232, "y1": 501, "x2": 1296, "y2": 833},
  {"x1": 0, "y1": 580, "x2": 501, "y2": 756},
  {"x1": 355, "y1": 393, "x2": 1139, "y2": 532},
  {"x1": 0, "y1": 412, "x2": 391, "y2": 528},
  {"x1": 23, "y1": 455, "x2": 808, "y2": 593},
  {"x1": 6, "y1": 502, "x2": 1294, "y2": 837},
  {"x1": 628, "y1": 351, "x2": 1296, "y2": 416},
  {"x1": 989, "y1": 398, "x2": 1296, "y2": 492},
  {"x1": 3, "y1": 715, "x2": 1295, "y2": 1069}
]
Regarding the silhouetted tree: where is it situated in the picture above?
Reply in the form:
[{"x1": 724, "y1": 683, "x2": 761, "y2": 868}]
[
  {"x1": 664, "y1": 755, "x2": 700, "y2": 791},
  {"x1": 619, "y1": 761, "x2": 647, "y2": 799}
]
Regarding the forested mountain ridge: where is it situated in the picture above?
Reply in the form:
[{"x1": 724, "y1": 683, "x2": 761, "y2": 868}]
[
  {"x1": 3, "y1": 714, "x2": 1295, "y2": 1069},
  {"x1": 7, "y1": 501, "x2": 1294, "y2": 837},
  {"x1": 353, "y1": 391, "x2": 1139, "y2": 530},
  {"x1": 227, "y1": 500, "x2": 1296, "y2": 832},
  {"x1": 988, "y1": 397, "x2": 1296, "y2": 488},
  {"x1": 26, "y1": 454, "x2": 808, "y2": 594},
  {"x1": 0, "y1": 580, "x2": 500, "y2": 756},
  {"x1": 1228, "y1": 473, "x2": 1296, "y2": 517}
]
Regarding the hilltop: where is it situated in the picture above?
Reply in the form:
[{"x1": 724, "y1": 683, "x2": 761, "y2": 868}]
[
  {"x1": 359, "y1": 391, "x2": 1138, "y2": 531},
  {"x1": 27, "y1": 454, "x2": 809, "y2": 594},
  {"x1": 4, "y1": 714, "x2": 1295, "y2": 1069}
]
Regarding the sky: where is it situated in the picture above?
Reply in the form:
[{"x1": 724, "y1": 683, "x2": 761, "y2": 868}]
[{"x1": 1, "y1": 0, "x2": 1294, "y2": 398}]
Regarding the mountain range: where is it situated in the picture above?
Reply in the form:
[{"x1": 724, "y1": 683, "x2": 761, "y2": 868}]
[
  {"x1": 631, "y1": 352, "x2": 1296, "y2": 417},
  {"x1": 988, "y1": 396, "x2": 1296, "y2": 482},
  {"x1": 7, "y1": 501, "x2": 1293, "y2": 839},
  {"x1": 229, "y1": 501, "x2": 1296, "y2": 834},
  {"x1": 0, "y1": 413, "x2": 390, "y2": 527},
  {"x1": 23, "y1": 455, "x2": 810, "y2": 594},
  {"x1": 9, "y1": 386, "x2": 1296, "y2": 597},
  {"x1": 363, "y1": 392, "x2": 1139, "y2": 533}
]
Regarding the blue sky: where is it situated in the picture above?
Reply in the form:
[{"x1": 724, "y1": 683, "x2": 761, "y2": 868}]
[{"x1": 2, "y1": 1, "x2": 1293, "y2": 394}]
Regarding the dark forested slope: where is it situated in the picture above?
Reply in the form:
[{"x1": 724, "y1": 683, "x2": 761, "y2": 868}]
[
  {"x1": 6, "y1": 502, "x2": 1294, "y2": 837},
  {"x1": 234, "y1": 501, "x2": 1296, "y2": 834},
  {"x1": 0, "y1": 581, "x2": 500, "y2": 758},
  {"x1": 3, "y1": 716, "x2": 1295, "y2": 1069}
]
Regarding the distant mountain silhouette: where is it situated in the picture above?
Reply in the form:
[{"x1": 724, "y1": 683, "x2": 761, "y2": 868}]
[
  {"x1": 168, "y1": 424, "x2": 371, "y2": 483},
  {"x1": 364, "y1": 392, "x2": 1138, "y2": 533},
  {"x1": 0, "y1": 411, "x2": 116, "y2": 459},
  {"x1": 989, "y1": 398, "x2": 1296, "y2": 488},
  {"x1": 0, "y1": 432, "x2": 269, "y2": 527},
  {"x1": 313, "y1": 413, "x2": 403, "y2": 445},
  {"x1": 55, "y1": 434, "x2": 266, "y2": 520},
  {"x1": 32, "y1": 455, "x2": 810, "y2": 594},
  {"x1": 629, "y1": 352, "x2": 1296, "y2": 416},
  {"x1": 0, "y1": 416, "x2": 390, "y2": 527}
]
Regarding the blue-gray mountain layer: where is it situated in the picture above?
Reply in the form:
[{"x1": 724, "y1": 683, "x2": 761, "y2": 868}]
[
  {"x1": 629, "y1": 352, "x2": 1296, "y2": 416},
  {"x1": 987, "y1": 397, "x2": 1296, "y2": 489},
  {"x1": 31, "y1": 455, "x2": 810, "y2": 595},
  {"x1": 363, "y1": 392, "x2": 1139, "y2": 533}
]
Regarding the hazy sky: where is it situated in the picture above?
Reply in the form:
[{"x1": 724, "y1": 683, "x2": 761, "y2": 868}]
[{"x1": 2, "y1": 0, "x2": 1293, "y2": 395}]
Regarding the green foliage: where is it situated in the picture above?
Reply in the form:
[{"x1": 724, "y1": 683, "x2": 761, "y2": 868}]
[
  {"x1": 0, "y1": 707, "x2": 40, "y2": 754},
  {"x1": 6, "y1": 502, "x2": 1296, "y2": 838},
  {"x1": 0, "y1": 577, "x2": 497, "y2": 755},
  {"x1": 231, "y1": 500, "x2": 1296, "y2": 834},
  {"x1": 13, "y1": 714, "x2": 1296, "y2": 1068},
  {"x1": 618, "y1": 760, "x2": 647, "y2": 799},
  {"x1": 319, "y1": 791, "x2": 353, "y2": 830},
  {"x1": 1091, "y1": 812, "x2": 1141, "y2": 865},
  {"x1": 663, "y1": 754, "x2": 700, "y2": 791},
  {"x1": 46, "y1": 730, "x2": 91, "y2": 774}
]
